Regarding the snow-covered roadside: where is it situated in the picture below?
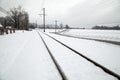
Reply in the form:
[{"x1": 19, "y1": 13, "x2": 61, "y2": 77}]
[
  {"x1": 0, "y1": 31, "x2": 32, "y2": 75},
  {"x1": 59, "y1": 29, "x2": 120, "y2": 43},
  {"x1": 39, "y1": 31, "x2": 117, "y2": 80},
  {"x1": 0, "y1": 30, "x2": 61, "y2": 80},
  {"x1": 46, "y1": 32, "x2": 120, "y2": 76}
]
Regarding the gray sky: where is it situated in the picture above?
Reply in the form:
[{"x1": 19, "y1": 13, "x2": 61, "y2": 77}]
[{"x1": 0, "y1": 0, "x2": 120, "y2": 28}]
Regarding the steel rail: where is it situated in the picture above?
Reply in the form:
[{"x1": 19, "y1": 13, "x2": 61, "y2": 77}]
[
  {"x1": 41, "y1": 31, "x2": 120, "y2": 80},
  {"x1": 37, "y1": 31, "x2": 67, "y2": 80}
]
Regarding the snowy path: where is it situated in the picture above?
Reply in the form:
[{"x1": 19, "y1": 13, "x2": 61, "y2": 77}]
[
  {"x1": 0, "y1": 31, "x2": 61, "y2": 80},
  {"x1": 44, "y1": 31, "x2": 120, "y2": 76},
  {"x1": 38, "y1": 31, "x2": 117, "y2": 80}
]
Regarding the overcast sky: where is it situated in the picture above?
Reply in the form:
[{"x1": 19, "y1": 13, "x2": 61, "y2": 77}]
[{"x1": 0, "y1": 0, "x2": 120, "y2": 28}]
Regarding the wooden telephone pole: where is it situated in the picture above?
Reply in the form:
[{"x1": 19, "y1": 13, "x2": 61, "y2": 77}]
[{"x1": 43, "y1": 8, "x2": 45, "y2": 32}]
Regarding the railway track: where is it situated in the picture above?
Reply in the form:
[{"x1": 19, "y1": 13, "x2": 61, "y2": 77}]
[
  {"x1": 37, "y1": 30, "x2": 120, "y2": 80},
  {"x1": 37, "y1": 31, "x2": 67, "y2": 80}
]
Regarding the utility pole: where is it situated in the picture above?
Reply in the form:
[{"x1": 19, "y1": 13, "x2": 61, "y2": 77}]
[
  {"x1": 43, "y1": 8, "x2": 45, "y2": 32},
  {"x1": 36, "y1": 20, "x2": 37, "y2": 28},
  {"x1": 39, "y1": 8, "x2": 46, "y2": 32},
  {"x1": 55, "y1": 20, "x2": 58, "y2": 33}
]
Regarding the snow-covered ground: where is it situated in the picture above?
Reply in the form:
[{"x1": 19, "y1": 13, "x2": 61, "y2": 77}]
[
  {"x1": 40, "y1": 31, "x2": 117, "y2": 80},
  {"x1": 46, "y1": 30, "x2": 120, "y2": 76},
  {"x1": 0, "y1": 30, "x2": 61, "y2": 80},
  {"x1": 58, "y1": 29, "x2": 120, "y2": 43},
  {"x1": 0, "y1": 29, "x2": 119, "y2": 80}
]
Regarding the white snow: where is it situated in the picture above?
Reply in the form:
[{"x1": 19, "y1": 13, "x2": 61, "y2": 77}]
[
  {"x1": 0, "y1": 29, "x2": 119, "y2": 80},
  {"x1": 46, "y1": 30, "x2": 120, "y2": 75},
  {"x1": 0, "y1": 30, "x2": 61, "y2": 80},
  {"x1": 39, "y1": 31, "x2": 117, "y2": 80},
  {"x1": 59, "y1": 29, "x2": 120, "y2": 42}
]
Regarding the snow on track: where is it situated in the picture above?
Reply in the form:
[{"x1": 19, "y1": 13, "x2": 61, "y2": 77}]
[
  {"x1": 46, "y1": 31, "x2": 120, "y2": 76},
  {"x1": 43, "y1": 32, "x2": 120, "y2": 79},
  {"x1": 39, "y1": 31, "x2": 117, "y2": 80},
  {"x1": 37, "y1": 31, "x2": 67, "y2": 80},
  {"x1": 0, "y1": 30, "x2": 119, "y2": 80}
]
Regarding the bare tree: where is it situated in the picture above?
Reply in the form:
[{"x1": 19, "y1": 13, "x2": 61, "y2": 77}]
[
  {"x1": 65, "y1": 24, "x2": 70, "y2": 29},
  {"x1": 8, "y1": 6, "x2": 29, "y2": 30},
  {"x1": 0, "y1": 17, "x2": 7, "y2": 28},
  {"x1": 21, "y1": 12, "x2": 29, "y2": 30}
]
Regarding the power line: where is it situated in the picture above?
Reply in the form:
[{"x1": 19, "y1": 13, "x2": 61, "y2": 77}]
[
  {"x1": 0, "y1": 6, "x2": 8, "y2": 14},
  {"x1": 0, "y1": 6, "x2": 15, "y2": 22},
  {"x1": 41, "y1": 0, "x2": 46, "y2": 9},
  {"x1": 38, "y1": 0, "x2": 46, "y2": 32}
]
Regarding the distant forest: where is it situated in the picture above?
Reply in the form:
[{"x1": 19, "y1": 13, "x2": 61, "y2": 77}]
[{"x1": 92, "y1": 25, "x2": 120, "y2": 30}]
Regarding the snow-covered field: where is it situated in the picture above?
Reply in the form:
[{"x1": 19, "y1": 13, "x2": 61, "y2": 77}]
[
  {"x1": 40, "y1": 31, "x2": 118, "y2": 80},
  {"x1": 47, "y1": 29, "x2": 120, "y2": 75},
  {"x1": 0, "y1": 29, "x2": 119, "y2": 80},
  {"x1": 58, "y1": 29, "x2": 120, "y2": 43}
]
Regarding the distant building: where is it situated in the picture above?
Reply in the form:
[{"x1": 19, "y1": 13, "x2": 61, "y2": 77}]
[{"x1": 0, "y1": 24, "x2": 3, "y2": 28}]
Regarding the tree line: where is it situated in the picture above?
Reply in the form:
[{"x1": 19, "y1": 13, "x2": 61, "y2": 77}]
[
  {"x1": 92, "y1": 25, "x2": 120, "y2": 30},
  {"x1": 0, "y1": 6, "x2": 71, "y2": 31}
]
